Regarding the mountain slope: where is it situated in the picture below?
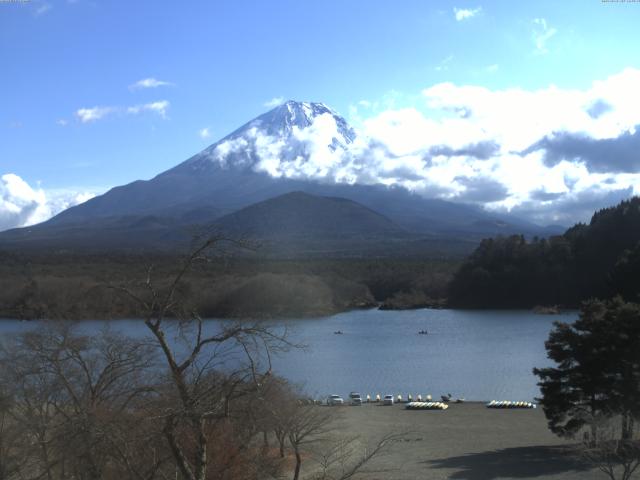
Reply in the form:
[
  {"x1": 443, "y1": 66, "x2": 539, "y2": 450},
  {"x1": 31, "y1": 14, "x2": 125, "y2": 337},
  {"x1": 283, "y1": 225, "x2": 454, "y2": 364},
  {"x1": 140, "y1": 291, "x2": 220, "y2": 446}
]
[
  {"x1": 213, "y1": 191, "x2": 405, "y2": 238},
  {"x1": 48, "y1": 100, "x2": 356, "y2": 224},
  {"x1": 0, "y1": 100, "x2": 560, "y2": 253}
]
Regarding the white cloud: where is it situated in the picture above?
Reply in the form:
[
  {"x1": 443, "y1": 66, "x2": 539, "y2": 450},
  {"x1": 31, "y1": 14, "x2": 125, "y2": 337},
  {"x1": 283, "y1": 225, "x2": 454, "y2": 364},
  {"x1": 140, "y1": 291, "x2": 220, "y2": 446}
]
[
  {"x1": 209, "y1": 69, "x2": 640, "y2": 224},
  {"x1": 453, "y1": 7, "x2": 481, "y2": 21},
  {"x1": 0, "y1": 174, "x2": 97, "y2": 232},
  {"x1": 56, "y1": 119, "x2": 68, "y2": 126},
  {"x1": 76, "y1": 106, "x2": 115, "y2": 123},
  {"x1": 126, "y1": 100, "x2": 170, "y2": 118},
  {"x1": 210, "y1": 136, "x2": 251, "y2": 168},
  {"x1": 199, "y1": 127, "x2": 211, "y2": 139},
  {"x1": 532, "y1": 18, "x2": 557, "y2": 55},
  {"x1": 76, "y1": 100, "x2": 169, "y2": 123},
  {"x1": 129, "y1": 78, "x2": 173, "y2": 90},
  {"x1": 264, "y1": 97, "x2": 285, "y2": 108}
]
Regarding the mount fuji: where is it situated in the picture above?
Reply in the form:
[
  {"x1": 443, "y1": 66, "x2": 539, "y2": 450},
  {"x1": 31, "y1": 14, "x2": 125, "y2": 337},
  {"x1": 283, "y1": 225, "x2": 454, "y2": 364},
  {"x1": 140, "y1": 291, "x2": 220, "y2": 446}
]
[{"x1": 0, "y1": 101, "x2": 561, "y2": 255}]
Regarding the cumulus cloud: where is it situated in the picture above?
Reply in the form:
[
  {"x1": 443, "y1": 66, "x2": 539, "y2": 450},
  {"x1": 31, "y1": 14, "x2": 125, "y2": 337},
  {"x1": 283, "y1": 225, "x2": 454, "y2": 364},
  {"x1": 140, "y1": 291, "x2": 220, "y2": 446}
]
[
  {"x1": 586, "y1": 99, "x2": 612, "y2": 119},
  {"x1": 75, "y1": 100, "x2": 170, "y2": 123},
  {"x1": 532, "y1": 18, "x2": 557, "y2": 55},
  {"x1": 429, "y1": 141, "x2": 500, "y2": 160},
  {"x1": 453, "y1": 7, "x2": 481, "y2": 21},
  {"x1": 525, "y1": 127, "x2": 640, "y2": 173},
  {"x1": 420, "y1": 68, "x2": 640, "y2": 151},
  {"x1": 0, "y1": 174, "x2": 96, "y2": 232},
  {"x1": 264, "y1": 97, "x2": 285, "y2": 108},
  {"x1": 199, "y1": 127, "x2": 211, "y2": 139},
  {"x1": 129, "y1": 78, "x2": 173, "y2": 90},
  {"x1": 206, "y1": 69, "x2": 640, "y2": 225}
]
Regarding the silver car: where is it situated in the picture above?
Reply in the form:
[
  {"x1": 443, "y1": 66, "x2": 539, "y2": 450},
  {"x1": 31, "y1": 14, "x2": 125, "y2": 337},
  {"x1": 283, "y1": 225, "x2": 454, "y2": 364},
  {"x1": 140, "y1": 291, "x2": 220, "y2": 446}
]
[
  {"x1": 327, "y1": 394, "x2": 344, "y2": 406},
  {"x1": 383, "y1": 394, "x2": 394, "y2": 405}
]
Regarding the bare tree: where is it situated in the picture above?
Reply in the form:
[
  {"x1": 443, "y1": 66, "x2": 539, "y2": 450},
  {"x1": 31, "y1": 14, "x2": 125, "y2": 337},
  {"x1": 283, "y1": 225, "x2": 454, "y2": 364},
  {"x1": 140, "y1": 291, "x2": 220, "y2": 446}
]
[
  {"x1": 286, "y1": 404, "x2": 336, "y2": 480},
  {"x1": 112, "y1": 235, "x2": 293, "y2": 480},
  {"x1": 0, "y1": 323, "x2": 161, "y2": 480},
  {"x1": 582, "y1": 416, "x2": 640, "y2": 480},
  {"x1": 283, "y1": 402, "x2": 405, "y2": 480},
  {"x1": 0, "y1": 391, "x2": 27, "y2": 480},
  {"x1": 310, "y1": 432, "x2": 404, "y2": 480}
]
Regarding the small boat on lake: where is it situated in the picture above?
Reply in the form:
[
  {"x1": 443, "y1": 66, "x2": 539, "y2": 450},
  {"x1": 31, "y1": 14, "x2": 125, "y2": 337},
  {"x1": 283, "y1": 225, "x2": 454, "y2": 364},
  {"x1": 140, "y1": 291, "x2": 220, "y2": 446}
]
[
  {"x1": 418, "y1": 330, "x2": 428, "y2": 335},
  {"x1": 333, "y1": 330, "x2": 343, "y2": 335}
]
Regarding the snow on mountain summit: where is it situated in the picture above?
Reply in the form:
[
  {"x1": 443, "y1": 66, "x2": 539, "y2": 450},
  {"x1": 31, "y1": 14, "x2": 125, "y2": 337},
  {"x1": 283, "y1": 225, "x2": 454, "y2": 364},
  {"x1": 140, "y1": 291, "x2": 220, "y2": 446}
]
[
  {"x1": 183, "y1": 101, "x2": 359, "y2": 181},
  {"x1": 276, "y1": 101, "x2": 355, "y2": 139}
]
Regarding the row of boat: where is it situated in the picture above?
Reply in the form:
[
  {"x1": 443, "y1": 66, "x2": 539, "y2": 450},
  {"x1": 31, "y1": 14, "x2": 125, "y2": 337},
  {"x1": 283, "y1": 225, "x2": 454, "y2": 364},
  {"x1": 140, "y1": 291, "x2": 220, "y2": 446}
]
[
  {"x1": 406, "y1": 401, "x2": 449, "y2": 410},
  {"x1": 369, "y1": 394, "x2": 434, "y2": 402},
  {"x1": 486, "y1": 400, "x2": 536, "y2": 409}
]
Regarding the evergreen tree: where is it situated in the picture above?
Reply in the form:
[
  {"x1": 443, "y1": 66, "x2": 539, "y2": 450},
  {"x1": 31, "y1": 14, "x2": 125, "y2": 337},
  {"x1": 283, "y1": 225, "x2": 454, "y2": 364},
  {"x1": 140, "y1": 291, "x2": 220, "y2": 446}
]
[
  {"x1": 534, "y1": 298, "x2": 640, "y2": 442},
  {"x1": 449, "y1": 197, "x2": 640, "y2": 308}
]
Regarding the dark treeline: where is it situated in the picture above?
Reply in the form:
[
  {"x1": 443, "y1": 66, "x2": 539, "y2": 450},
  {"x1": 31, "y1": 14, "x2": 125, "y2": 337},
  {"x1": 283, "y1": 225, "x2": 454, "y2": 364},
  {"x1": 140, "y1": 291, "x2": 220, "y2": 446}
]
[
  {"x1": 0, "y1": 254, "x2": 459, "y2": 320},
  {"x1": 448, "y1": 197, "x2": 640, "y2": 308}
]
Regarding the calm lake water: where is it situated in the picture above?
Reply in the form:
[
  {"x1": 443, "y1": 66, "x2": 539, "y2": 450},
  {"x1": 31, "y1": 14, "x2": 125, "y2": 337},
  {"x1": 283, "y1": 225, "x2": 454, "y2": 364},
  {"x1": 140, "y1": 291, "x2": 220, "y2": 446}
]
[{"x1": 0, "y1": 308, "x2": 577, "y2": 402}]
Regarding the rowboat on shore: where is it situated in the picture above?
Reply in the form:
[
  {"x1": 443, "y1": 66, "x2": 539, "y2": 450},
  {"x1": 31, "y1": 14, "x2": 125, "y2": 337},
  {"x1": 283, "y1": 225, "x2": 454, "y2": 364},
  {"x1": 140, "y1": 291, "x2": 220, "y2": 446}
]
[
  {"x1": 486, "y1": 400, "x2": 536, "y2": 409},
  {"x1": 405, "y1": 401, "x2": 448, "y2": 410}
]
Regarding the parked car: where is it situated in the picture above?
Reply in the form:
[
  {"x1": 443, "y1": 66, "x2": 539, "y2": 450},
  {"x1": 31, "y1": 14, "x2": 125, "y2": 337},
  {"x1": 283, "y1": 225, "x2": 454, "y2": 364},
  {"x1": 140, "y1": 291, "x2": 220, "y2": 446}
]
[
  {"x1": 349, "y1": 392, "x2": 363, "y2": 405},
  {"x1": 383, "y1": 394, "x2": 394, "y2": 405},
  {"x1": 327, "y1": 394, "x2": 344, "y2": 406}
]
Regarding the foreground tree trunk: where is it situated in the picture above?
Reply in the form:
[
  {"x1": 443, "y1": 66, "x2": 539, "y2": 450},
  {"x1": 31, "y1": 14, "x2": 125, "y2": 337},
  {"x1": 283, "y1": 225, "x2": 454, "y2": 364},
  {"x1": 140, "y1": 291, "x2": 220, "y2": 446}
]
[{"x1": 293, "y1": 447, "x2": 302, "y2": 480}]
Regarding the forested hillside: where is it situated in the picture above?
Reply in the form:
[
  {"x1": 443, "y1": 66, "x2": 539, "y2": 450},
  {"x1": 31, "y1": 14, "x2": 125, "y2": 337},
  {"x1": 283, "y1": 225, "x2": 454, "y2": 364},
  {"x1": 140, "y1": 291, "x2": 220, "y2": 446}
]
[
  {"x1": 448, "y1": 197, "x2": 640, "y2": 308},
  {"x1": 0, "y1": 253, "x2": 458, "y2": 320}
]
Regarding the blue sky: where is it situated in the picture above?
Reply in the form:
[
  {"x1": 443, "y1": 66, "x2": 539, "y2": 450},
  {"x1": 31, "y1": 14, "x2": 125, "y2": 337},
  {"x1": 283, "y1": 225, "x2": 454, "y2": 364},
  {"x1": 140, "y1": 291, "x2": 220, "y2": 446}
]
[{"x1": 1, "y1": 0, "x2": 640, "y2": 229}]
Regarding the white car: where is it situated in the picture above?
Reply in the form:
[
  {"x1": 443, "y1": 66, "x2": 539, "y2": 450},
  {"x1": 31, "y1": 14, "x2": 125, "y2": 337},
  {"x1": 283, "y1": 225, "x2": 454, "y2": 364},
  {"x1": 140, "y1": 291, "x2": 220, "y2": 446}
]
[
  {"x1": 327, "y1": 394, "x2": 344, "y2": 406},
  {"x1": 349, "y1": 392, "x2": 363, "y2": 405},
  {"x1": 383, "y1": 394, "x2": 394, "y2": 405}
]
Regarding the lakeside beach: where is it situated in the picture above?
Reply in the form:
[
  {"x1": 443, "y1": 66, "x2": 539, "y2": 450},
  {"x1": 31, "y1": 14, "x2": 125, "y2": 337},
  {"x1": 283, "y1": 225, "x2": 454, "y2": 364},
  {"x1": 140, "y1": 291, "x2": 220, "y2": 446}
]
[{"x1": 323, "y1": 402, "x2": 602, "y2": 480}]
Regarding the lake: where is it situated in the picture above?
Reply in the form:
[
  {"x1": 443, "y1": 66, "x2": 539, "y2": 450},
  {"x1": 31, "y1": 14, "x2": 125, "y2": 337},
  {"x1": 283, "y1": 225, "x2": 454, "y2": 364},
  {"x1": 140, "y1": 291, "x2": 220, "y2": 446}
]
[{"x1": 0, "y1": 308, "x2": 576, "y2": 402}]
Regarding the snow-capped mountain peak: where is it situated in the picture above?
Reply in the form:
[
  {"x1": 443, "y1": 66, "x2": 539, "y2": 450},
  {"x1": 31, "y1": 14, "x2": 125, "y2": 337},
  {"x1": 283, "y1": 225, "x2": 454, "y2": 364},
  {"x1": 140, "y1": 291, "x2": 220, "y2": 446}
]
[
  {"x1": 183, "y1": 100, "x2": 357, "y2": 179},
  {"x1": 240, "y1": 100, "x2": 354, "y2": 141},
  {"x1": 279, "y1": 100, "x2": 339, "y2": 130}
]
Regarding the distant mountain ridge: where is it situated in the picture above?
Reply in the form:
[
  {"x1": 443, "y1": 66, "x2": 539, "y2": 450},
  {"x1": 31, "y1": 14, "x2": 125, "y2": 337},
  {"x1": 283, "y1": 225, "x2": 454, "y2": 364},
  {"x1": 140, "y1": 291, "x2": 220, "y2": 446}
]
[{"x1": 0, "y1": 101, "x2": 563, "y2": 255}]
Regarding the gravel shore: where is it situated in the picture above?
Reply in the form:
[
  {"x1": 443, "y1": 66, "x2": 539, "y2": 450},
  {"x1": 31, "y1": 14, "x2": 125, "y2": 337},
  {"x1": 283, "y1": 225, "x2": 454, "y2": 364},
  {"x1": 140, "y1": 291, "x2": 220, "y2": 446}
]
[{"x1": 325, "y1": 402, "x2": 604, "y2": 480}]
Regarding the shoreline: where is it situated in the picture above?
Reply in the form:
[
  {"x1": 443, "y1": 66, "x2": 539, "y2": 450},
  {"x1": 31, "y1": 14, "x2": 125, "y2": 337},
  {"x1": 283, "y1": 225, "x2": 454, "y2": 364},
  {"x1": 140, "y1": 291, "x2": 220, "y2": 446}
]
[{"x1": 1, "y1": 303, "x2": 580, "y2": 322}]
